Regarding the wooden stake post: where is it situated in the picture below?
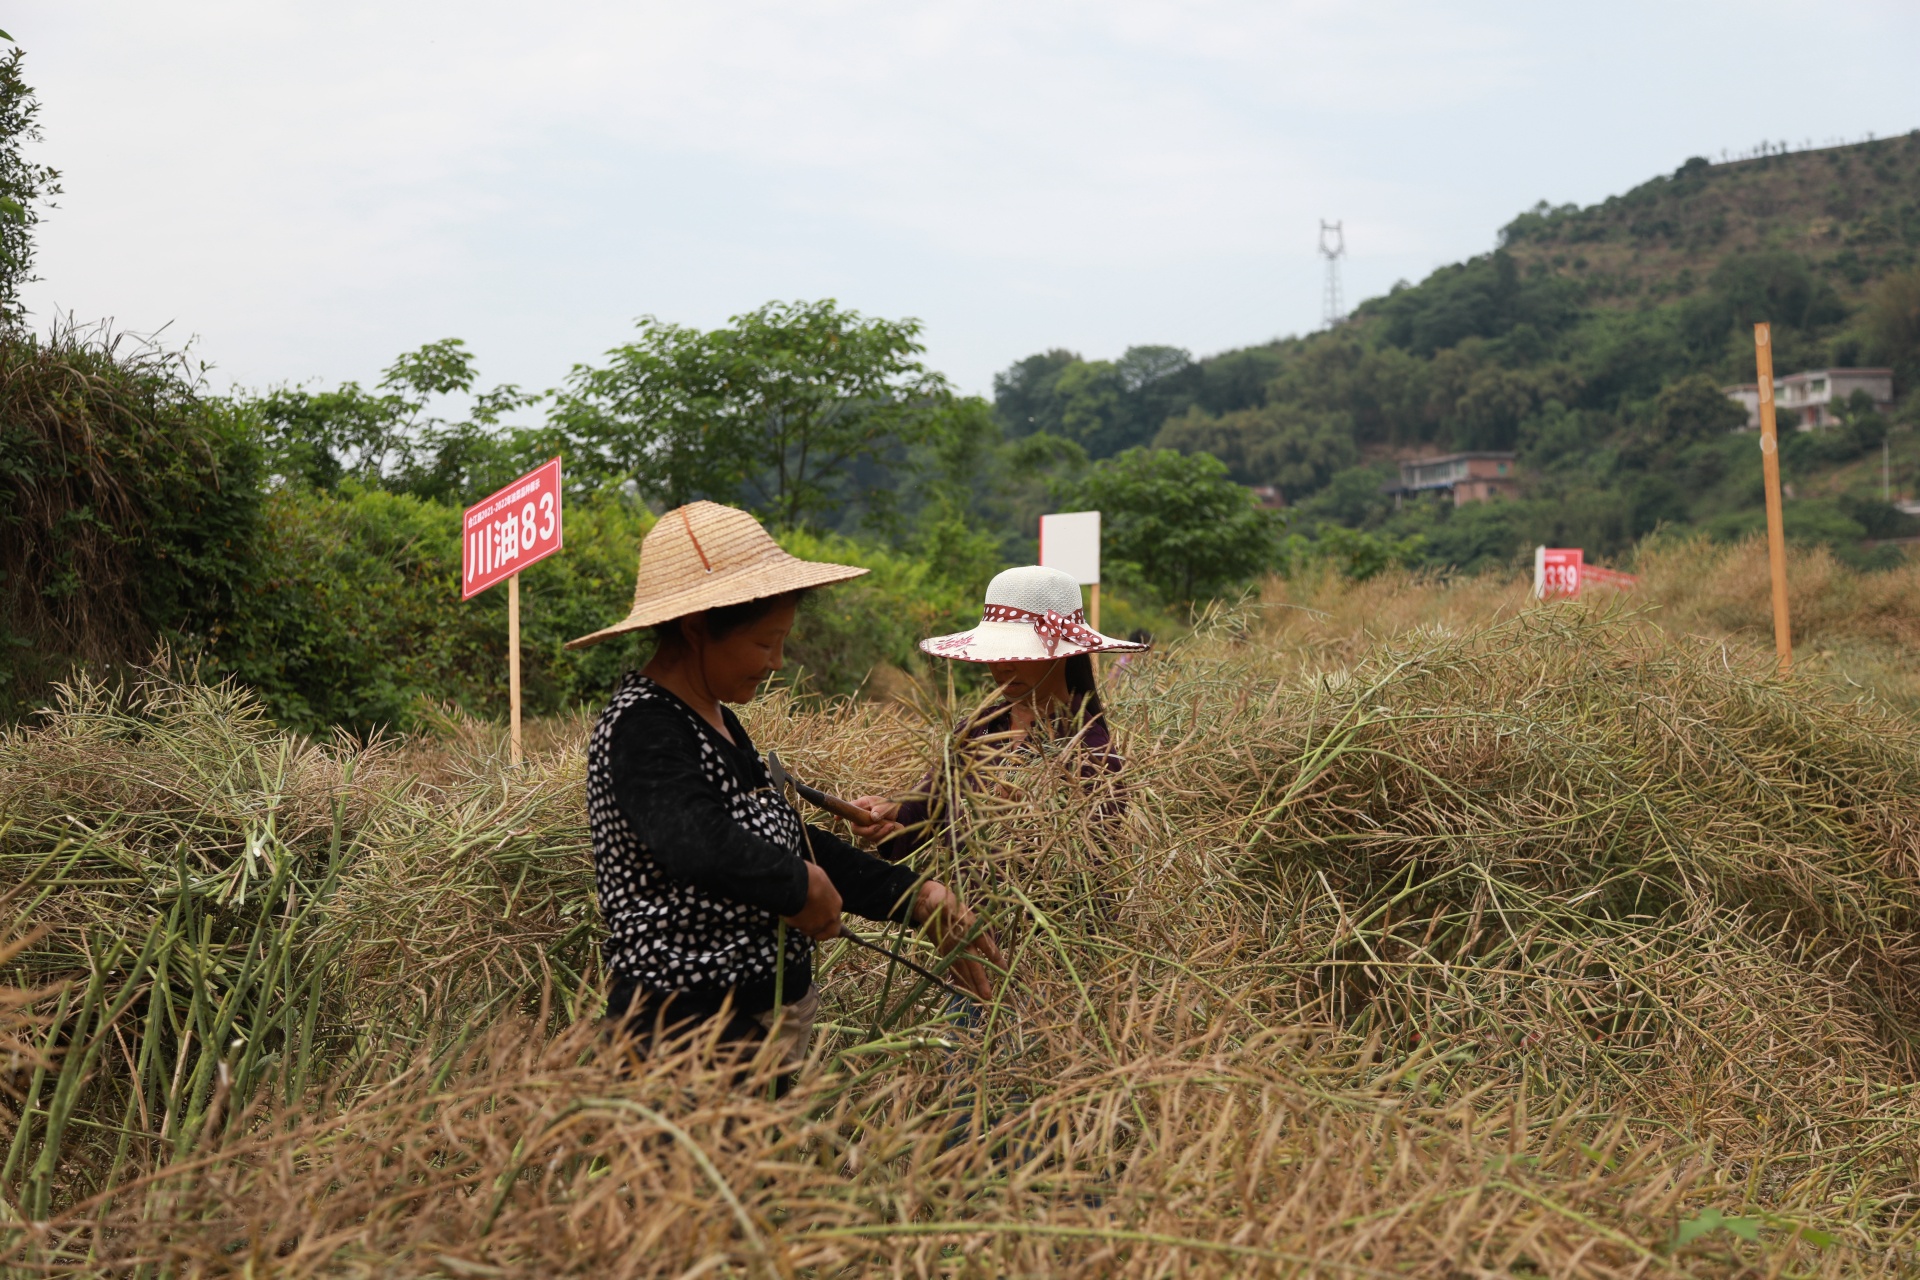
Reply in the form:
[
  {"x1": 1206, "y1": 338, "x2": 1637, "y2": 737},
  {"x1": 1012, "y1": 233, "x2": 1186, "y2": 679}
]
[
  {"x1": 1753, "y1": 324, "x2": 1793, "y2": 673},
  {"x1": 507, "y1": 572, "x2": 523, "y2": 767}
]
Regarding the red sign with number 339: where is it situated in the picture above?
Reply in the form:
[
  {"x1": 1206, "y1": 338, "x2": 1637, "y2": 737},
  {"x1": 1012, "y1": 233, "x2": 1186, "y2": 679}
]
[{"x1": 462, "y1": 458, "x2": 563, "y2": 599}]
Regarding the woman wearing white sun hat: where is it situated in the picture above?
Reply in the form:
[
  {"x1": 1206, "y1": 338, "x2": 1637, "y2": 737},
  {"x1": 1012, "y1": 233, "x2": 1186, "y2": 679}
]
[
  {"x1": 566, "y1": 501, "x2": 1003, "y2": 1088},
  {"x1": 846, "y1": 564, "x2": 1148, "y2": 861}
]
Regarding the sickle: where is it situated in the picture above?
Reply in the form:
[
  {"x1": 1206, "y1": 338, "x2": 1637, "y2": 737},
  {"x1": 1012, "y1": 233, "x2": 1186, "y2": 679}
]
[
  {"x1": 764, "y1": 749, "x2": 880, "y2": 826},
  {"x1": 765, "y1": 751, "x2": 997, "y2": 1007}
]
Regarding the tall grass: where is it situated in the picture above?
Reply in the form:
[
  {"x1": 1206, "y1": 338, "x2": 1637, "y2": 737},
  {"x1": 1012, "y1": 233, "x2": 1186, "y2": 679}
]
[
  {"x1": 4, "y1": 590, "x2": 1920, "y2": 1274},
  {"x1": 1264, "y1": 535, "x2": 1920, "y2": 711}
]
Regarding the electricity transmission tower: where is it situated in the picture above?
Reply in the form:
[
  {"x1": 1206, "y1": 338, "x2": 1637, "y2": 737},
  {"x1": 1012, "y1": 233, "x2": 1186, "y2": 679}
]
[{"x1": 1318, "y1": 219, "x2": 1346, "y2": 327}]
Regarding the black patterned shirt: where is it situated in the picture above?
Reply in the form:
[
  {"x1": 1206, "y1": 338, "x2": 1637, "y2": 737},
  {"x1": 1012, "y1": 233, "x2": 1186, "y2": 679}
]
[{"x1": 588, "y1": 673, "x2": 921, "y2": 1014}]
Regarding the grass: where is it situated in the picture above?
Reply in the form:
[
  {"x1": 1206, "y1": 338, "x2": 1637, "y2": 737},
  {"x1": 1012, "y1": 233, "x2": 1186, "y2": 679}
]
[
  {"x1": 4, "y1": 554, "x2": 1920, "y2": 1275},
  {"x1": 1265, "y1": 534, "x2": 1920, "y2": 711}
]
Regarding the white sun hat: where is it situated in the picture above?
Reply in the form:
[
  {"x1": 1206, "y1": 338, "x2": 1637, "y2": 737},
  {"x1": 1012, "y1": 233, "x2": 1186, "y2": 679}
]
[
  {"x1": 565, "y1": 501, "x2": 867, "y2": 650},
  {"x1": 919, "y1": 566, "x2": 1149, "y2": 664}
]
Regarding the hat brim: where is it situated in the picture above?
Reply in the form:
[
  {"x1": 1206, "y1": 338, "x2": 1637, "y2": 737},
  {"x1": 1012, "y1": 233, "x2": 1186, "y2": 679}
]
[
  {"x1": 918, "y1": 619, "x2": 1148, "y2": 664},
  {"x1": 565, "y1": 560, "x2": 868, "y2": 650}
]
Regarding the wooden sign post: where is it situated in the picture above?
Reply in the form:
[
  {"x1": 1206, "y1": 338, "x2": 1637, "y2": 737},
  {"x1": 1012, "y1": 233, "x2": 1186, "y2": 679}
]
[
  {"x1": 1753, "y1": 324, "x2": 1792, "y2": 673},
  {"x1": 463, "y1": 458, "x2": 565, "y2": 765},
  {"x1": 507, "y1": 574, "x2": 522, "y2": 763}
]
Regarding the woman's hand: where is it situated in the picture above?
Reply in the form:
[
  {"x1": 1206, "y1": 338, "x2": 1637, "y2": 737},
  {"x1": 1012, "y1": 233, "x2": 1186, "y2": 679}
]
[
  {"x1": 847, "y1": 796, "x2": 903, "y2": 844},
  {"x1": 912, "y1": 880, "x2": 1006, "y2": 1003},
  {"x1": 783, "y1": 862, "x2": 843, "y2": 940}
]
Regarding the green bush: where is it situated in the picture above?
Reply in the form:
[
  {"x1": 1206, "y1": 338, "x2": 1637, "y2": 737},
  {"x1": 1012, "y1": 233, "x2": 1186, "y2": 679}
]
[
  {"x1": 206, "y1": 485, "x2": 649, "y2": 735},
  {"x1": 1281, "y1": 525, "x2": 1427, "y2": 582},
  {"x1": 1055, "y1": 448, "x2": 1279, "y2": 603},
  {"x1": 0, "y1": 327, "x2": 262, "y2": 719},
  {"x1": 200, "y1": 486, "x2": 1028, "y2": 731},
  {"x1": 771, "y1": 529, "x2": 980, "y2": 697}
]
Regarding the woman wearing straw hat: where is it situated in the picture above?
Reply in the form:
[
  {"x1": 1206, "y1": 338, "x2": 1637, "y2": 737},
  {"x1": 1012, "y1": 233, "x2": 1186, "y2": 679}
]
[
  {"x1": 845, "y1": 564, "x2": 1147, "y2": 862},
  {"x1": 566, "y1": 501, "x2": 1004, "y2": 1082}
]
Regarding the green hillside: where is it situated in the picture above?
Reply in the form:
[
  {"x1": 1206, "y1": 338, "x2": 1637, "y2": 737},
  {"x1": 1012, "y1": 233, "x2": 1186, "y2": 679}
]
[
  {"x1": 994, "y1": 133, "x2": 1920, "y2": 571},
  {"x1": 1502, "y1": 142, "x2": 1920, "y2": 308}
]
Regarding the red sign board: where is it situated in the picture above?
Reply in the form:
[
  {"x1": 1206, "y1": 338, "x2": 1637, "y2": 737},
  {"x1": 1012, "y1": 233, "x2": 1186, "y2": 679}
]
[
  {"x1": 1533, "y1": 546, "x2": 1638, "y2": 598},
  {"x1": 1534, "y1": 547, "x2": 1583, "y2": 598},
  {"x1": 1583, "y1": 565, "x2": 1639, "y2": 590},
  {"x1": 462, "y1": 458, "x2": 563, "y2": 599}
]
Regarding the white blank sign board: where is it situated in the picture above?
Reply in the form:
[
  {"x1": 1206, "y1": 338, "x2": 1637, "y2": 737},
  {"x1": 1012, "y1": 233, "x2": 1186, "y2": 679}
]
[{"x1": 1039, "y1": 511, "x2": 1101, "y2": 585}]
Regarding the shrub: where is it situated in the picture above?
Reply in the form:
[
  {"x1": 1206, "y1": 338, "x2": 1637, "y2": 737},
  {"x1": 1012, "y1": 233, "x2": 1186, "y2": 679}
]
[
  {"x1": 203, "y1": 488, "x2": 1007, "y2": 731},
  {"x1": 1055, "y1": 448, "x2": 1279, "y2": 603},
  {"x1": 0, "y1": 326, "x2": 262, "y2": 719},
  {"x1": 206, "y1": 485, "x2": 648, "y2": 734},
  {"x1": 1279, "y1": 525, "x2": 1426, "y2": 582},
  {"x1": 771, "y1": 528, "x2": 980, "y2": 698}
]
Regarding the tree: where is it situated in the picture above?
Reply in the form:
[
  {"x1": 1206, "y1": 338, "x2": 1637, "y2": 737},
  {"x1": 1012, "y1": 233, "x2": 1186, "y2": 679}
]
[
  {"x1": 1115, "y1": 344, "x2": 1198, "y2": 442},
  {"x1": 1692, "y1": 252, "x2": 1846, "y2": 339},
  {"x1": 992, "y1": 349, "x2": 1079, "y2": 436},
  {"x1": 1052, "y1": 360, "x2": 1130, "y2": 455},
  {"x1": 1651, "y1": 373, "x2": 1745, "y2": 446},
  {"x1": 1155, "y1": 403, "x2": 1357, "y2": 498},
  {"x1": 1370, "y1": 250, "x2": 1579, "y2": 357},
  {"x1": 1865, "y1": 265, "x2": 1920, "y2": 388},
  {"x1": 248, "y1": 338, "x2": 539, "y2": 501},
  {"x1": 0, "y1": 40, "x2": 62, "y2": 328},
  {"x1": 1054, "y1": 448, "x2": 1278, "y2": 603},
  {"x1": 1284, "y1": 525, "x2": 1426, "y2": 582},
  {"x1": 553, "y1": 300, "x2": 952, "y2": 529},
  {"x1": 992, "y1": 345, "x2": 1196, "y2": 457}
]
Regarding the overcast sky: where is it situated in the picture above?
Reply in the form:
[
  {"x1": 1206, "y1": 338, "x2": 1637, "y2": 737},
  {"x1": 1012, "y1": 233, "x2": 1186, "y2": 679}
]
[{"x1": 10, "y1": 1, "x2": 1919, "y2": 402}]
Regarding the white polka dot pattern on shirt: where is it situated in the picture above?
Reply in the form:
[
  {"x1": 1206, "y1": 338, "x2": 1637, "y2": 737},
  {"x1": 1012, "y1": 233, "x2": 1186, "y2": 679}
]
[{"x1": 588, "y1": 673, "x2": 810, "y2": 994}]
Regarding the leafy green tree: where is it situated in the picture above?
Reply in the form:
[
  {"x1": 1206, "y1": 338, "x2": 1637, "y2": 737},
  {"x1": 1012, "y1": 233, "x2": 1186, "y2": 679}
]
[
  {"x1": 252, "y1": 381, "x2": 414, "y2": 491},
  {"x1": 993, "y1": 349, "x2": 1080, "y2": 436},
  {"x1": 249, "y1": 338, "x2": 539, "y2": 501},
  {"x1": 1051, "y1": 360, "x2": 1130, "y2": 454},
  {"x1": 1651, "y1": 373, "x2": 1745, "y2": 445},
  {"x1": 883, "y1": 395, "x2": 1017, "y2": 593},
  {"x1": 207, "y1": 485, "x2": 649, "y2": 734},
  {"x1": 1794, "y1": 389, "x2": 1892, "y2": 463},
  {"x1": 1445, "y1": 365, "x2": 1560, "y2": 450},
  {"x1": 553, "y1": 300, "x2": 951, "y2": 528},
  {"x1": 1115, "y1": 344, "x2": 1198, "y2": 438},
  {"x1": 0, "y1": 39, "x2": 61, "y2": 328},
  {"x1": 1291, "y1": 464, "x2": 1396, "y2": 528},
  {"x1": 1188, "y1": 346, "x2": 1280, "y2": 412},
  {"x1": 1368, "y1": 250, "x2": 1579, "y2": 357},
  {"x1": 1055, "y1": 448, "x2": 1277, "y2": 603},
  {"x1": 1281, "y1": 525, "x2": 1425, "y2": 582},
  {"x1": 1153, "y1": 405, "x2": 1258, "y2": 479},
  {"x1": 1865, "y1": 265, "x2": 1920, "y2": 387},
  {"x1": 1429, "y1": 502, "x2": 1532, "y2": 572},
  {"x1": 1707, "y1": 252, "x2": 1832, "y2": 330},
  {"x1": 1155, "y1": 403, "x2": 1356, "y2": 498},
  {"x1": 992, "y1": 345, "x2": 1195, "y2": 457}
]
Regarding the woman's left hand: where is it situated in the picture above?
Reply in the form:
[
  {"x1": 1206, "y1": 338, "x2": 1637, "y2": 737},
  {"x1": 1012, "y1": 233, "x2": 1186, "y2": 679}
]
[
  {"x1": 847, "y1": 795, "x2": 904, "y2": 844},
  {"x1": 912, "y1": 880, "x2": 1006, "y2": 1003}
]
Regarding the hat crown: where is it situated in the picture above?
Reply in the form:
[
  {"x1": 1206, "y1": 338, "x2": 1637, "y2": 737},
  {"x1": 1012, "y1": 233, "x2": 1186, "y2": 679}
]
[
  {"x1": 633, "y1": 501, "x2": 781, "y2": 606},
  {"x1": 564, "y1": 501, "x2": 867, "y2": 650},
  {"x1": 982, "y1": 565, "x2": 1083, "y2": 617}
]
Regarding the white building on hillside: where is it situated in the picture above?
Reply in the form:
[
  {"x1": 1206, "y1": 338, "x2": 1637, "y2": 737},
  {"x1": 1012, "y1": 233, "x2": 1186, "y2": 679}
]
[{"x1": 1722, "y1": 368, "x2": 1894, "y2": 431}]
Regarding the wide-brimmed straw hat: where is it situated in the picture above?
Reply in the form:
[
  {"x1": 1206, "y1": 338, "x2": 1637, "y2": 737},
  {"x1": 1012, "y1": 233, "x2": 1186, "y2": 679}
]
[
  {"x1": 565, "y1": 501, "x2": 867, "y2": 650},
  {"x1": 919, "y1": 566, "x2": 1149, "y2": 664}
]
